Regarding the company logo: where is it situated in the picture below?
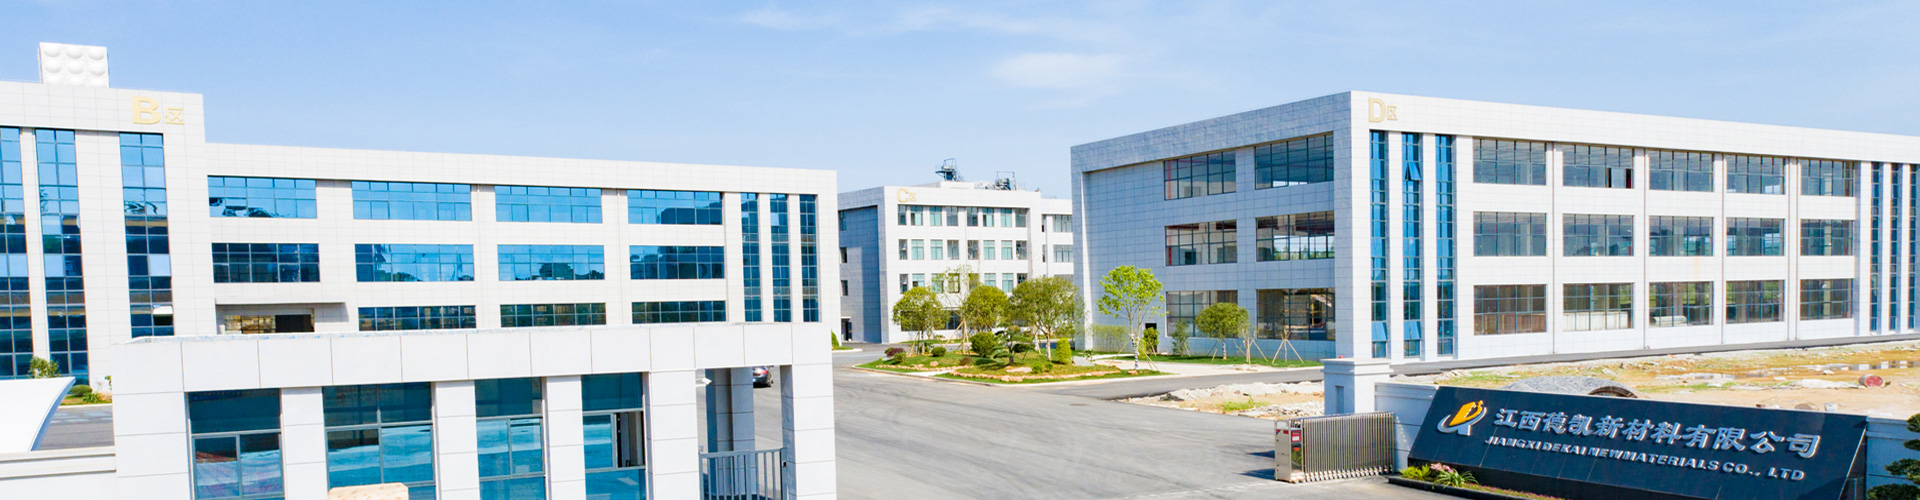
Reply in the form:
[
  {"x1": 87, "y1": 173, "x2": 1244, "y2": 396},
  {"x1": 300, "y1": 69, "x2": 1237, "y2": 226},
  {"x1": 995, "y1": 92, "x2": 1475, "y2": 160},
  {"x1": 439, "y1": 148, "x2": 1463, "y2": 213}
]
[
  {"x1": 1437, "y1": 400, "x2": 1487, "y2": 436},
  {"x1": 896, "y1": 189, "x2": 917, "y2": 203},
  {"x1": 1367, "y1": 98, "x2": 1398, "y2": 123},
  {"x1": 132, "y1": 96, "x2": 185, "y2": 125}
]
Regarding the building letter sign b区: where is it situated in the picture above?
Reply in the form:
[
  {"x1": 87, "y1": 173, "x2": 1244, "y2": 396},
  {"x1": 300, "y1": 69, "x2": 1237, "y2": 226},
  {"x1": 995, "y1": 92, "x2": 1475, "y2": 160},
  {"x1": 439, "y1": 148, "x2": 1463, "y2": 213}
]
[
  {"x1": 132, "y1": 96, "x2": 184, "y2": 125},
  {"x1": 1368, "y1": 98, "x2": 1397, "y2": 123}
]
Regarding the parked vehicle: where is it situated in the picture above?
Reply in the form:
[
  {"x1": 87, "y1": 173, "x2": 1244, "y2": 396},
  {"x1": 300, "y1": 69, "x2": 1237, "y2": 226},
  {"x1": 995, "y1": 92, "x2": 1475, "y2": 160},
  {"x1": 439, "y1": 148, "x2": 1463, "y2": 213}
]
[{"x1": 752, "y1": 366, "x2": 772, "y2": 388}]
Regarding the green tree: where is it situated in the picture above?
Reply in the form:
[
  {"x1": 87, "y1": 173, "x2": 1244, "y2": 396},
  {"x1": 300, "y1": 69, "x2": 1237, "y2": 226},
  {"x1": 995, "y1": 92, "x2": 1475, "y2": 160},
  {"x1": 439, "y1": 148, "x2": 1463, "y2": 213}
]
[
  {"x1": 1096, "y1": 266, "x2": 1163, "y2": 367},
  {"x1": 892, "y1": 287, "x2": 946, "y2": 354},
  {"x1": 29, "y1": 357, "x2": 59, "y2": 379},
  {"x1": 1009, "y1": 276, "x2": 1082, "y2": 356},
  {"x1": 1872, "y1": 413, "x2": 1920, "y2": 499},
  {"x1": 1140, "y1": 327, "x2": 1160, "y2": 354},
  {"x1": 1196, "y1": 302, "x2": 1253, "y2": 364},
  {"x1": 931, "y1": 265, "x2": 976, "y2": 335},
  {"x1": 1168, "y1": 322, "x2": 1193, "y2": 356},
  {"x1": 960, "y1": 285, "x2": 1009, "y2": 339}
]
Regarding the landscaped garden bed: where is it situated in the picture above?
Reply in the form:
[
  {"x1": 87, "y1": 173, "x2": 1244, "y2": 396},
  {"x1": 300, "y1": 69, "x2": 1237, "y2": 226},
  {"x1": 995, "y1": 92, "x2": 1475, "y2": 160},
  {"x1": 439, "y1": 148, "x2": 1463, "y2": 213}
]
[{"x1": 1391, "y1": 463, "x2": 1563, "y2": 500}]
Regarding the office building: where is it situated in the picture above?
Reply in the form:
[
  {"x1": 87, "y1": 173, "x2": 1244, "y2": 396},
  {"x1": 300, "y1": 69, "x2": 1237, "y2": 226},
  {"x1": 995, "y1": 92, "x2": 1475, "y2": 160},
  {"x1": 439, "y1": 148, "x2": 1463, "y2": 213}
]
[
  {"x1": 3, "y1": 43, "x2": 836, "y2": 500},
  {"x1": 1072, "y1": 91, "x2": 1916, "y2": 362},
  {"x1": 838, "y1": 179, "x2": 1072, "y2": 343}
]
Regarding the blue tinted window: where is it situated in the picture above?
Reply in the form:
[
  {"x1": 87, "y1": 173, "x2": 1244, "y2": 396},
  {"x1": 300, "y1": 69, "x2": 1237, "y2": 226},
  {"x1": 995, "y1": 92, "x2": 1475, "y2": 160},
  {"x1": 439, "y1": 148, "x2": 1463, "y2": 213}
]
[
  {"x1": 213, "y1": 243, "x2": 319, "y2": 283},
  {"x1": 38, "y1": 130, "x2": 86, "y2": 373},
  {"x1": 125, "y1": 133, "x2": 173, "y2": 338},
  {"x1": 741, "y1": 193, "x2": 762, "y2": 322},
  {"x1": 500, "y1": 303, "x2": 606, "y2": 327},
  {"x1": 582, "y1": 374, "x2": 644, "y2": 499},
  {"x1": 498, "y1": 245, "x2": 604, "y2": 281},
  {"x1": 771, "y1": 194, "x2": 791, "y2": 322},
  {"x1": 497, "y1": 185, "x2": 601, "y2": 223},
  {"x1": 581, "y1": 373, "x2": 643, "y2": 412},
  {"x1": 358, "y1": 306, "x2": 477, "y2": 331},
  {"x1": 210, "y1": 177, "x2": 316, "y2": 218},
  {"x1": 352, "y1": 181, "x2": 471, "y2": 221},
  {"x1": 628, "y1": 190, "x2": 721, "y2": 225},
  {"x1": 629, "y1": 246, "x2": 724, "y2": 280},
  {"x1": 323, "y1": 384, "x2": 434, "y2": 497},
  {"x1": 1254, "y1": 134, "x2": 1334, "y2": 188},
  {"x1": 0, "y1": 129, "x2": 27, "y2": 377},
  {"x1": 477, "y1": 378, "x2": 545, "y2": 499},
  {"x1": 356, "y1": 244, "x2": 475, "y2": 282},
  {"x1": 801, "y1": 194, "x2": 818, "y2": 322},
  {"x1": 631, "y1": 301, "x2": 726, "y2": 324},
  {"x1": 189, "y1": 389, "x2": 284, "y2": 500}
]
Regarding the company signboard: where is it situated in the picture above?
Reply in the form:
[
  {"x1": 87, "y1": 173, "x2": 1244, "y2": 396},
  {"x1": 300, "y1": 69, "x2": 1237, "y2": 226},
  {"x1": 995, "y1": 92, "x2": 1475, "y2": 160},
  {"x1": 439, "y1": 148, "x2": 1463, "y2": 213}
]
[{"x1": 1409, "y1": 386, "x2": 1867, "y2": 500}]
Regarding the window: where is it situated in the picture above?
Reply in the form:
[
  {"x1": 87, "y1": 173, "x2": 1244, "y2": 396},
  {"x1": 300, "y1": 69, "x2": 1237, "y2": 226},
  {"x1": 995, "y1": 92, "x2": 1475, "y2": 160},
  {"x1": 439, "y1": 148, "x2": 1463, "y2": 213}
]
[
  {"x1": 1474, "y1": 285, "x2": 1547, "y2": 335},
  {"x1": 946, "y1": 240, "x2": 960, "y2": 261},
  {"x1": 1473, "y1": 212, "x2": 1548, "y2": 256},
  {"x1": 771, "y1": 194, "x2": 791, "y2": 322},
  {"x1": 1402, "y1": 132, "x2": 1425, "y2": 328},
  {"x1": 629, "y1": 246, "x2": 724, "y2": 280},
  {"x1": 629, "y1": 190, "x2": 721, "y2": 225},
  {"x1": 1011, "y1": 240, "x2": 1024, "y2": 260},
  {"x1": 1801, "y1": 279, "x2": 1853, "y2": 320},
  {"x1": 1727, "y1": 155, "x2": 1787, "y2": 195},
  {"x1": 1648, "y1": 216, "x2": 1713, "y2": 257},
  {"x1": 0, "y1": 128, "x2": 24, "y2": 376},
  {"x1": 1257, "y1": 288, "x2": 1335, "y2": 341},
  {"x1": 1044, "y1": 214, "x2": 1072, "y2": 232},
  {"x1": 124, "y1": 133, "x2": 176, "y2": 339},
  {"x1": 1563, "y1": 283, "x2": 1632, "y2": 331},
  {"x1": 1435, "y1": 135, "x2": 1457, "y2": 356},
  {"x1": 1727, "y1": 218, "x2": 1785, "y2": 256},
  {"x1": 1650, "y1": 282, "x2": 1712, "y2": 327},
  {"x1": 359, "y1": 306, "x2": 477, "y2": 331},
  {"x1": 1474, "y1": 139, "x2": 1548, "y2": 185},
  {"x1": 582, "y1": 374, "x2": 646, "y2": 500},
  {"x1": 1255, "y1": 211, "x2": 1334, "y2": 261},
  {"x1": 352, "y1": 181, "x2": 472, "y2": 221},
  {"x1": 1370, "y1": 131, "x2": 1389, "y2": 337},
  {"x1": 213, "y1": 243, "x2": 320, "y2": 283},
  {"x1": 910, "y1": 239, "x2": 924, "y2": 260},
  {"x1": 1163, "y1": 151, "x2": 1235, "y2": 199},
  {"x1": 1726, "y1": 280, "x2": 1783, "y2": 324},
  {"x1": 501, "y1": 303, "x2": 606, "y2": 327},
  {"x1": 981, "y1": 240, "x2": 996, "y2": 261},
  {"x1": 841, "y1": 280, "x2": 848, "y2": 296},
  {"x1": 1052, "y1": 244, "x2": 1074, "y2": 263},
  {"x1": 1563, "y1": 145, "x2": 1633, "y2": 189},
  {"x1": 477, "y1": 378, "x2": 545, "y2": 500},
  {"x1": 1562, "y1": 214, "x2": 1633, "y2": 257},
  {"x1": 1166, "y1": 291, "x2": 1236, "y2": 335},
  {"x1": 1801, "y1": 219, "x2": 1855, "y2": 256},
  {"x1": 633, "y1": 301, "x2": 726, "y2": 324},
  {"x1": 1648, "y1": 150, "x2": 1713, "y2": 192},
  {"x1": 1166, "y1": 220, "x2": 1236, "y2": 266},
  {"x1": 897, "y1": 240, "x2": 907, "y2": 260},
  {"x1": 210, "y1": 177, "x2": 317, "y2": 218},
  {"x1": 742, "y1": 194, "x2": 762, "y2": 322},
  {"x1": 38, "y1": 129, "x2": 85, "y2": 375},
  {"x1": 355, "y1": 244, "x2": 475, "y2": 282},
  {"x1": 966, "y1": 240, "x2": 980, "y2": 260},
  {"x1": 323, "y1": 384, "x2": 435, "y2": 499},
  {"x1": 496, "y1": 186, "x2": 602, "y2": 223},
  {"x1": 1801, "y1": 159, "x2": 1856, "y2": 197},
  {"x1": 189, "y1": 389, "x2": 282, "y2": 500},
  {"x1": 1254, "y1": 133, "x2": 1334, "y2": 188},
  {"x1": 497, "y1": 245, "x2": 604, "y2": 281}
]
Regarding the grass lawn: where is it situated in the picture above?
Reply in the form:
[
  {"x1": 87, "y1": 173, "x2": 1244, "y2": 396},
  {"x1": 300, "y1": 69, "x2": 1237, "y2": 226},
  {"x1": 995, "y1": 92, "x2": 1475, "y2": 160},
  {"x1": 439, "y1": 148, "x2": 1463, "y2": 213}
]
[
  {"x1": 938, "y1": 367, "x2": 1167, "y2": 385},
  {"x1": 855, "y1": 353, "x2": 977, "y2": 372},
  {"x1": 1141, "y1": 354, "x2": 1321, "y2": 369}
]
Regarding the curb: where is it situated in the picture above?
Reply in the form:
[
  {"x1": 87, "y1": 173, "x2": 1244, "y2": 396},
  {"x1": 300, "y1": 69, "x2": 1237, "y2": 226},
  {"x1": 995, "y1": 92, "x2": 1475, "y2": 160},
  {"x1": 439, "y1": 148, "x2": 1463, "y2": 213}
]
[
  {"x1": 832, "y1": 348, "x2": 865, "y2": 353},
  {"x1": 848, "y1": 365, "x2": 1171, "y2": 387}
]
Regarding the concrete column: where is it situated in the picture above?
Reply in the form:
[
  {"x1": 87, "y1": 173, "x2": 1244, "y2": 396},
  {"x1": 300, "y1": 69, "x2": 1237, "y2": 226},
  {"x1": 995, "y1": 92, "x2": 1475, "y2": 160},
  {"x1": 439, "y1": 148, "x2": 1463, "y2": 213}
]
[
  {"x1": 433, "y1": 381, "x2": 479, "y2": 500},
  {"x1": 705, "y1": 367, "x2": 756, "y2": 453},
  {"x1": 280, "y1": 387, "x2": 327, "y2": 500},
  {"x1": 1322, "y1": 358, "x2": 1393, "y2": 415},
  {"x1": 782, "y1": 363, "x2": 835, "y2": 500},
  {"x1": 646, "y1": 370, "x2": 699, "y2": 499},
  {"x1": 546, "y1": 376, "x2": 585, "y2": 500}
]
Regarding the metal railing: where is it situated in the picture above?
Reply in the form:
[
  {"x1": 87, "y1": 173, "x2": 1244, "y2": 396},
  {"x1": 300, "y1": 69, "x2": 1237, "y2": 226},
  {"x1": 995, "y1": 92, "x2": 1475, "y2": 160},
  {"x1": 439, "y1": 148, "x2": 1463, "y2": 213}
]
[
  {"x1": 700, "y1": 448, "x2": 785, "y2": 500},
  {"x1": 1275, "y1": 412, "x2": 1396, "y2": 483}
]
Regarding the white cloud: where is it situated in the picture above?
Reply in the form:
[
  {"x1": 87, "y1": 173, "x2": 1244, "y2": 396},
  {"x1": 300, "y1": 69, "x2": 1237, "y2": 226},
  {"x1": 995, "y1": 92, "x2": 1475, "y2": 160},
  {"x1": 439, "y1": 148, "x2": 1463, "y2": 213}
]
[{"x1": 989, "y1": 52, "x2": 1125, "y2": 90}]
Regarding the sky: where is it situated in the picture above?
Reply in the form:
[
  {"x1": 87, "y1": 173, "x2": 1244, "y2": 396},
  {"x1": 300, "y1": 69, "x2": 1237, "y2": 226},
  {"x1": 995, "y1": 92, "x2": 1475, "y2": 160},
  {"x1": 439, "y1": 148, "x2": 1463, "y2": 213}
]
[{"x1": 4, "y1": 1, "x2": 1919, "y2": 196}]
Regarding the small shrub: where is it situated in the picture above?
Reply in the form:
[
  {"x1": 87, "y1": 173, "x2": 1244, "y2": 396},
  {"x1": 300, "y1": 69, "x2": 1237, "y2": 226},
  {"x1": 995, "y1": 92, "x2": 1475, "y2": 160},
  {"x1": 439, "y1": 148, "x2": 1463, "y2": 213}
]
[
  {"x1": 1022, "y1": 357, "x2": 1052, "y2": 373},
  {"x1": 884, "y1": 347, "x2": 905, "y2": 358},
  {"x1": 930, "y1": 346, "x2": 949, "y2": 357},
  {"x1": 68, "y1": 385, "x2": 92, "y2": 398},
  {"x1": 1010, "y1": 343, "x2": 1033, "y2": 353},
  {"x1": 1429, "y1": 463, "x2": 1475, "y2": 487},
  {"x1": 1140, "y1": 327, "x2": 1160, "y2": 354},
  {"x1": 968, "y1": 332, "x2": 1001, "y2": 357},
  {"x1": 1220, "y1": 397, "x2": 1262, "y2": 413},
  {"x1": 1051, "y1": 338, "x2": 1074, "y2": 364},
  {"x1": 79, "y1": 392, "x2": 104, "y2": 404},
  {"x1": 1399, "y1": 465, "x2": 1431, "y2": 481},
  {"x1": 972, "y1": 356, "x2": 999, "y2": 367},
  {"x1": 830, "y1": 333, "x2": 844, "y2": 350}
]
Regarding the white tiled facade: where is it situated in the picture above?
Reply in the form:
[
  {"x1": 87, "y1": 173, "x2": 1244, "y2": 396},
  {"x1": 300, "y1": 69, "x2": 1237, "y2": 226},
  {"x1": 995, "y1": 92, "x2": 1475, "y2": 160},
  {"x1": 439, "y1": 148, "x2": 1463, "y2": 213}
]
[
  {"x1": 838, "y1": 182, "x2": 1072, "y2": 343},
  {"x1": 1072, "y1": 91, "x2": 1920, "y2": 363},
  {"x1": 2, "y1": 43, "x2": 836, "y2": 499}
]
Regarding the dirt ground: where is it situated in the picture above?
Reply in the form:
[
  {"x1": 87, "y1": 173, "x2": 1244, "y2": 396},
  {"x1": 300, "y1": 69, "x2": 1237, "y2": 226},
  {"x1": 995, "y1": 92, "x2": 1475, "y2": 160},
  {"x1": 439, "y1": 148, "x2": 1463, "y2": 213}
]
[
  {"x1": 1427, "y1": 340, "x2": 1920, "y2": 418},
  {"x1": 1121, "y1": 382, "x2": 1325, "y2": 420}
]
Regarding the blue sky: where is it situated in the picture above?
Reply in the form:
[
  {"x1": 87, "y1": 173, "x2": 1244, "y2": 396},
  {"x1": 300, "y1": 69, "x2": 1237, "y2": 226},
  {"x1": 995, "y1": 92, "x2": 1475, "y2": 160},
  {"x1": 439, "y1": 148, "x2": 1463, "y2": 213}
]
[{"x1": 5, "y1": 1, "x2": 1918, "y2": 195}]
